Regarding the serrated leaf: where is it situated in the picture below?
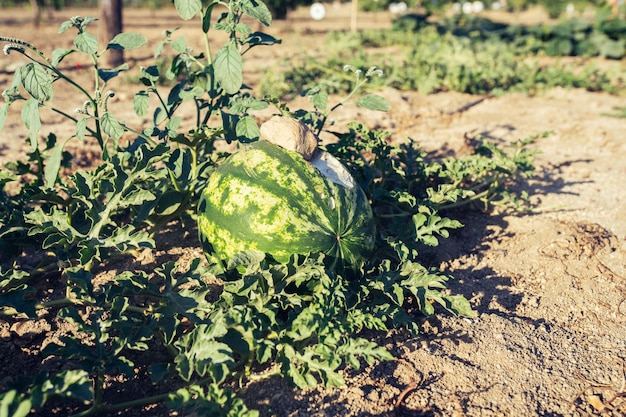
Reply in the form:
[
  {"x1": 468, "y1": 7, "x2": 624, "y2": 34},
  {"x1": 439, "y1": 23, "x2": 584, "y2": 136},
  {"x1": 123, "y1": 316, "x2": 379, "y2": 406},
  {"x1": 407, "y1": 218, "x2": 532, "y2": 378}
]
[
  {"x1": 107, "y1": 33, "x2": 147, "y2": 50},
  {"x1": 51, "y1": 48, "x2": 75, "y2": 67},
  {"x1": 100, "y1": 112, "x2": 124, "y2": 139},
  {"x1": 133, "y1": 91, "x2": 149, "y2": 116},
  {"x1": 58, "y1": 20, "x2": 73, "y2": 33},
  {"x1": 446, "y1": 294, "x2": 475, "y2": 317},
  {"x1": 122, "y1": 189, "x2": 157, "y2": 207},
  {"x1": 356, "y1": 94, "x2": 391, "y2": 112},
  {"x1": 287, "y1": 365, "x2": 309, "y2": 389},
  {"x1": 20, "y1": 98, "x2": 41, "y2": 151},
  {"x1": 171, "y1": 36, "x2": 188, "y2": 54},
  {"x1": 76, "y1": 117, "x2": 87, "y2": 140},
  {"x1": 227, "y1": 250, "x2": 265, "y2": 274},
  {"x1": 175, "y1": 324, "x2": 234, "y2": 382},
  {"x1": 235, "y1": 116, "x2": 260, "y2": 141},
  {"x1": 74, "y1": 32, "x2": 99, "y2": 55},
  {"x1": 174, "y1": 0, "x2": 202, "y2": 20},
  {"x1": 241, "y1": 0, "x2": 272, "y2": 26},
  {"x1": 214, "y1": 41, "x2": 243, "y2": 95},
  {"x1": 179, "y1": 86, "x2": 205, "y2": 101},
  {"x1": 20, "y1": 63, "x2": 54, "y2": 101},
  {"x1": 308, "y1": 90, "x2": 328, "y2": 111}
]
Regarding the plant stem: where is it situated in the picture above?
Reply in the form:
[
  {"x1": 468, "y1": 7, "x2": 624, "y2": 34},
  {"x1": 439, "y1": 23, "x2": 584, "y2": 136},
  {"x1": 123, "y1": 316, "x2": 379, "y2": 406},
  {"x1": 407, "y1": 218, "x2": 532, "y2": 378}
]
[
  {"x1": 69, "y1": 374, "x2": 220, "y2": 417},
  {"x1": 0, "y1": 297, "x2": 149, "y2": 317}
]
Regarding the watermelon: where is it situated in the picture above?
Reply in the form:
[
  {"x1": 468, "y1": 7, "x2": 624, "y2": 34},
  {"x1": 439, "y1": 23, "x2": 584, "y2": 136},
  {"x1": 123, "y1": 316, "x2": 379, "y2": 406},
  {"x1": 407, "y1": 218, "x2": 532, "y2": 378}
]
[{"x1": 197, "y1": 140, "x2": 375, "y2": 267}]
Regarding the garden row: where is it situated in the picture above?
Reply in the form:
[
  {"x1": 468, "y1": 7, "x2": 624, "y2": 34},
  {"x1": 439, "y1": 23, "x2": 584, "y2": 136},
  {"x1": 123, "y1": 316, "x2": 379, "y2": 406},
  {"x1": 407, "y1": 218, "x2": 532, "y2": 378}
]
[{"x1": 260, "y1": 12, "x2": 626, "y2": 98}]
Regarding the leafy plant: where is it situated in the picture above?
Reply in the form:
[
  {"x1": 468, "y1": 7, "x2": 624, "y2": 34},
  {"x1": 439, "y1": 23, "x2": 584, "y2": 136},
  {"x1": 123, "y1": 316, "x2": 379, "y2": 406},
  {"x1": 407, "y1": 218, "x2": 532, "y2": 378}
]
[
  {"x1": 0, "y1": 1, "x2": 542, "y2": 415},
  {"x1": 263, "y1": 22, "x2": 625, "y2": 100}
]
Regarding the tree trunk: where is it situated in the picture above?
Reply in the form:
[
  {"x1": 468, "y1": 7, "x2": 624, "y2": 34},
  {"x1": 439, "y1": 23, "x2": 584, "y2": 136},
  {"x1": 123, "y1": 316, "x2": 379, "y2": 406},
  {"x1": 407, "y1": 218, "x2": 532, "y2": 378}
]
[
  {"x1": 30, "y1": 0, "x2": 42, "y2": 27},
  {"x1": 99, "y1": 0, "x2": 123, "y2": 67}
]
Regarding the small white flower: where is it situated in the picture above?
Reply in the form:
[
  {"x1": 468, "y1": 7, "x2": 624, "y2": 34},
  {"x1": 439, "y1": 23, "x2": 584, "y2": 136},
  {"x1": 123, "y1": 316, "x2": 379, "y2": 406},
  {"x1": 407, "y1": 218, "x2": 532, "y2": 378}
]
[
  {"x1": 366, "y1": 66, "x2": 384, "y2": 78},
  {"x1": 3, "y1": 44, "x2": 24, "y2": 55}
]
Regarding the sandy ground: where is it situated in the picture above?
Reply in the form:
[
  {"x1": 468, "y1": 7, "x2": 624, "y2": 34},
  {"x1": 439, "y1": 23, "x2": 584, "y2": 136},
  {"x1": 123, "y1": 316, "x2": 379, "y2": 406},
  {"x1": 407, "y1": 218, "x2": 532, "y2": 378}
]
[{"x1": 1, "y1": 4, "x2": 625, "y2": 416}]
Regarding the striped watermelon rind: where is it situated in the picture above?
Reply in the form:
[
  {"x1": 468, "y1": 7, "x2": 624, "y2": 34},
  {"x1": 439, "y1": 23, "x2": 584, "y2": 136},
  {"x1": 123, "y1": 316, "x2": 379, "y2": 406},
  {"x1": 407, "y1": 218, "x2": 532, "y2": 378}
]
[{"x1": 197, "y1": 140, "x2": 375, "y2": 267}]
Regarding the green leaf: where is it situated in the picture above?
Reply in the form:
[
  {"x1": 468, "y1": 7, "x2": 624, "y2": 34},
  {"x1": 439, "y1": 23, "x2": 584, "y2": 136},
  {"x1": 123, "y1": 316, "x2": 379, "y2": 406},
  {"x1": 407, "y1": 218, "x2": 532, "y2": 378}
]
[
  {"x1": 179, "y1": 86, "x2": 205, "y2": 101},
  {"x1": 58, "y1": 19, "x2": 73, "y2": 33},
  {"x1": 308, "y1": 90, "x2": 328, "y2": 111},
  {"x1": 241, "y1": 0, "x2": 272, "y2": 26},
  {"x1": 107, "y1": 33, "x2": 147, "y2": 50},
  {"x1": 20, "y1": 98, "x2": 41, "y2": 151},
  {"x1": 227, "y1": 250, "x2": 265, "y2": 274},
  {"x1": 154, "y1": 189, "x2": 183, "y2": 217},
  {"x1": 20, "y1": 63, "x2": 54, "y2": 101},
  {"x1": 0, "y1": 390, "x2": 31, "y2": 417},
  {"x1": 174, "y1": 324, "x2": 234, "y2": 382},
  {"x1": 171, "y1": 36, "x2": 188, "y2": 54},
  {"x1": 235, "y1": 116, "x2": 260, "y2": 141},
  {"x1": 600, "y1": 38, "x2": 625, "y2": 59},
  {"x1": 356, "y1": 94, "x2": 391, "y2": 112},
  {"x1": 148, "y1": 362, "x2": 172, "y2": 384},
  {"x1": 45, "y1": 138, "x2": 67, "y2": 188},
  {"x1": 175, "y1": 0, "x2": 202, "y2": 20},
  {"x1": 51, "y1": 48, "x2": 75, "y2": 67},
  {"x1": 287, "y1": 365, "x2": 309, "y2": 389},
  {"x1": 122, "y1": 189, "x2": 157, "y2": 207},
  {"x1": 49, "y1": 369, "x2": 93, "y2": 403},
  {"x1": 74, "y1": 32, "x2": 99, "y2": 55},
  {"x1": 133, "y1": 91, "x2": 150, "y2": 116},
  {"x1": 76, "y1": 117, "x2": 87, "y2": 140},
  {"x1": 0, "y1": 283, "x2": 37, "y2": 317},
  {"x1": 98, "y1": 64, "x2": 129, "y2": 82},
  {"x1": 445, "y1": 294, "x2": 475, "y2": 317},
  {"x1": 202, "y1": 2, "x2": 216, "y2": 33},
  {"x1": 140, "y1": 65, "x2": 160, "y2": 85},
  {"x1": 245, "y1": 32, "x2": 281, "y2": 48},
  {"x1": 101, "y1": 112, "x2": 124, "y2": 139},
  {"x1": 214, "y1": 41, "x2": 243, "y2": 95}
]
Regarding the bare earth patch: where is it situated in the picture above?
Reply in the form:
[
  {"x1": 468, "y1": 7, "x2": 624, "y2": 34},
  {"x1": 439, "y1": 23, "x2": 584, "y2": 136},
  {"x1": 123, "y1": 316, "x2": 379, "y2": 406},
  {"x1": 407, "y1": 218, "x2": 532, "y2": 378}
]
[{"x1": 1, "y1": 5, "x2": 625, "y2": 416}]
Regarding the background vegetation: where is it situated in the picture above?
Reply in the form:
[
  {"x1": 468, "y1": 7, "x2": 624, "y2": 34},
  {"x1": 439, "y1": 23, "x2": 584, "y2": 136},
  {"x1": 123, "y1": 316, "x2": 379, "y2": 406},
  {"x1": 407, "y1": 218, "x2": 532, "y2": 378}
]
[{"x1": 0, "y1": 0, "x2": 623, "y2": 19}]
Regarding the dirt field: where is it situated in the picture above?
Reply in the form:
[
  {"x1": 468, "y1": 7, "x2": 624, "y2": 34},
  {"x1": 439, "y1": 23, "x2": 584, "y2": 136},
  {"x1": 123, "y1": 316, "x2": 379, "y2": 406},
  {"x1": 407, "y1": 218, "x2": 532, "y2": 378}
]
[{"x1": 1, "y1": 4, "x2": 626, "y2": 416}]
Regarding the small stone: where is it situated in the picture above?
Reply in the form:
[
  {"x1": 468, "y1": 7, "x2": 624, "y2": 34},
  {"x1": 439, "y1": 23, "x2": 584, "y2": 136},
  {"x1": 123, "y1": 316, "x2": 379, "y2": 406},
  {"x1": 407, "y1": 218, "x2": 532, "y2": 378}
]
[
  {"x1": 260, "y1": 116, "x2": 319, "y2": 160},
  {"x1": 587, "y1": 395, "x2": 605, "y2": 412}
]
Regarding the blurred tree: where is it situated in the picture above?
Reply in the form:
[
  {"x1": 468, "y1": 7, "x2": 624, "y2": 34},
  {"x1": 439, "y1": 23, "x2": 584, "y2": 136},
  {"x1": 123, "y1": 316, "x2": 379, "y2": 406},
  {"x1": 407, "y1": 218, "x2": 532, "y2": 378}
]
[
  {"x1": 29, "y1": 0, "x2": 53, "y2": 27},
  {"x1": 100, "y1": 0, "x2": 123, "y2": 66},
  {"x1": 264, "y1": 0, "x2": 296, "y2": 19}
]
